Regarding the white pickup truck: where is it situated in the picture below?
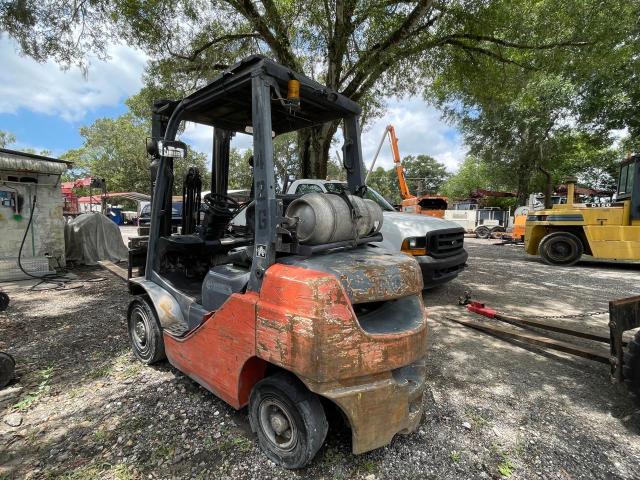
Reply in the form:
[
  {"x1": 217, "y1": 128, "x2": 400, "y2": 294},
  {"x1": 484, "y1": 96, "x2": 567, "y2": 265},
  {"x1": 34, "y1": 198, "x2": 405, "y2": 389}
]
[{"x1": 283, "y1": 179, "x2": 468, "y2": 288}]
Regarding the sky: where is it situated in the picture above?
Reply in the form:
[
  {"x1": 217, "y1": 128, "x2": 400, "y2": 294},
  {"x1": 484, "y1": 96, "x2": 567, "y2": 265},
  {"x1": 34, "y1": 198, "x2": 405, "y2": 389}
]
[{"x1": 0, "y1": 37, "x2": 466, "y2": 172}]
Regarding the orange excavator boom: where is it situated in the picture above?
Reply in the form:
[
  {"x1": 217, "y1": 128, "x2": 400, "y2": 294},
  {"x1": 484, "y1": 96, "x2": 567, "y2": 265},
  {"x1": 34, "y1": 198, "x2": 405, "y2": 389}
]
[{"x1": 388, "y1": 125, "x2": 414, "y2": 200}]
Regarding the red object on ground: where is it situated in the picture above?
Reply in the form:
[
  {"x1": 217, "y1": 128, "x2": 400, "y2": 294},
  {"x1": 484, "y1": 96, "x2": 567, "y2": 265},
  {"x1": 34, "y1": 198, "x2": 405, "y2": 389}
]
[{"x1": 466, "y1": 301, "x2": 497, "y2": 318}]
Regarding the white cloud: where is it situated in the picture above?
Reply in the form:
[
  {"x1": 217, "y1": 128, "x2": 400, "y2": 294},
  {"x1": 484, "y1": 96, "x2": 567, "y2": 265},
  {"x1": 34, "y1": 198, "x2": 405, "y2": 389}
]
[
  {"x1": 359, "y1": 97, "x2": 466, "y2": 173},
  {"x1": 180, "y1": 96, "x2": 466, "y2": 173},
  {"x1": 0, "y1": 37, "x2": 147, "y2": 122},
  {"x1": 181, "y1": 122, "x2": 253, "y2": 166}
]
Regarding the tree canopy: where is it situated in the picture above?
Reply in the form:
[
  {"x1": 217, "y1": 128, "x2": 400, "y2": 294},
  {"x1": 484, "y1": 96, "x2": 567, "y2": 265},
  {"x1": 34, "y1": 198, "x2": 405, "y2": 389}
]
[
  {"x1": 2, "y1": 0, "x2": 625, "y2": 179},
  {"x1": 366, "y1": 154, "x2": 449, "y2": 204},
  {"x1": 61, "y1": 113, "x2": 210, "y2": 195}
]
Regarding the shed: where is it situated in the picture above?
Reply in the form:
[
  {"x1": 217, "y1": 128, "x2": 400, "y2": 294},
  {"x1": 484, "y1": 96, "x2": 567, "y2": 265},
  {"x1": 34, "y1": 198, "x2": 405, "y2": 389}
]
[{"x1": 0, "y1": 148, "x2": 71, "y2": 279}]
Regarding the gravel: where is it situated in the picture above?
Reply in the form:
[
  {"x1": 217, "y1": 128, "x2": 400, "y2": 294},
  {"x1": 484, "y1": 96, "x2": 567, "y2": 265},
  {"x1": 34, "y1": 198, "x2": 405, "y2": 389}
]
[{"x1": 0, "y1": 237, "x2": 639, "y2": 479}]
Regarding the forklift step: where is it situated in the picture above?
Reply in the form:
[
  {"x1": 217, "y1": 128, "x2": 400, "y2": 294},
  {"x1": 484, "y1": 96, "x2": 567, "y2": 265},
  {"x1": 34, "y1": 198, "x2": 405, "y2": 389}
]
[{"x1": 164, "y1": 323, "x2": 191, "y2": 338}]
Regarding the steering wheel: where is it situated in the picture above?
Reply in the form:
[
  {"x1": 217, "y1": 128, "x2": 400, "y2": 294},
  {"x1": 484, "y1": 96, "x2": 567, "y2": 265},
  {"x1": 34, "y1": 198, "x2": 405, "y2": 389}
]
[{"x1": 203, "y1": 193, "x2": 240, "y2": 215}]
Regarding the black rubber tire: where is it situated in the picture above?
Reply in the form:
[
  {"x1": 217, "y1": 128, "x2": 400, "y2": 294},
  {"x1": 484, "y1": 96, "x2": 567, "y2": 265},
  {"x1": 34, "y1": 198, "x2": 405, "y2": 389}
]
[
  {"x1": 0, "y1": 352, "x2": 15, "y2": 389},
  {"x1": 490, "y1": 226, "x2": 505, "y2": 239},
  {"x1": 249, "y1": 372, "x2": 328, "y2": 469},
  {"x1": 538, "y1": 231, "x2": 584, "y2": 266},
  {"x1": 475, "y1": 226, "x2": 491, "y2": 239},
  {"x1": 0, "y1": 291, "x2": 9, "y2": 312},
  {"x1": 623, "y1": 330, "x2": 640, "y2": 400},
  {"x1": 127, "y1": 296, "x2": 166, "y2": 365}
]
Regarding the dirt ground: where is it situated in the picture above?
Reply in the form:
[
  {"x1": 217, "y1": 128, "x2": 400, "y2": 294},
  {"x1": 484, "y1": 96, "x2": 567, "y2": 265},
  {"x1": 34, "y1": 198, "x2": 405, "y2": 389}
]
[{"x1": 1, "y1": 237, "x2": 639, "y2": 479}]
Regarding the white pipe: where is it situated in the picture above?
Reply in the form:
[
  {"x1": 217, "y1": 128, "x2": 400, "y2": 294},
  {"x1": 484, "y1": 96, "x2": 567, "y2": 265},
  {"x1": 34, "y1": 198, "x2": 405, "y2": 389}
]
[{"x1": 365, "y1": 125, "x2": 390, "y2": 183}]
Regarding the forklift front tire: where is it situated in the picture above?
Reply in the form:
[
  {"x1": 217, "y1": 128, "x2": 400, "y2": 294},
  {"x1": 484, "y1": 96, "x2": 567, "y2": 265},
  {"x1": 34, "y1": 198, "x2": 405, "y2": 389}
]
[
  {"x1": 127, "y1": 296, "x2": 166, "y2": 365},
  {"x1": 249, "y1": 372, "x2": 328, "y2": 469},
  {"x1": 538, "y1": 231, "x2": 583, "y2": 266}
]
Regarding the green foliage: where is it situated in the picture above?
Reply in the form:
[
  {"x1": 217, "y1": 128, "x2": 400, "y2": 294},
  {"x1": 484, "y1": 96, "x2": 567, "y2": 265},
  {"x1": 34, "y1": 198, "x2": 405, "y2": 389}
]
[
  {"x1": 326, "y1": 158, "x2": 346, "y2": 182},
  {"x1": 394, "y1": 154, "x2": 450, "y2": 195},
  {"x1": 0, "y1": 130, "x2": 16, "y2": 148},
  {"x1": 367, "y1": 166, "x2": 400, "y2": 204},
  {"x1": 441, "y1": 157, "x2": 496, "y2": 200},
  {"x1": 13, "y1": 366, "x2": 54, "y2": 411},
  {"x1": 4, "y1": 0, "x2": 629, "y2": 175},
  {"x1": 228, "y1": 148, "x2": 253, "y2": 190},
  {"x1": 366, "y1": 155, "x2": 449, "y2": 204},
  {"x1": 61, "y1": 113, "x2": 210, "y2": 195},
  {"x1": 273, "y1": 132, "x2": 300, "y2": 192}
]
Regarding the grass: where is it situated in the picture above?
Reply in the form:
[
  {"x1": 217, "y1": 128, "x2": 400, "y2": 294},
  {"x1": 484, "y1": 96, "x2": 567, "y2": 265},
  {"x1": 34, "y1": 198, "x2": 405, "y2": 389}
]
[
  {"x1": 56, "y1": 463, "x2": 136, "y2": 480},
  {"x1": 361, "y1": 459, "x2": 378, "y2": 473},
  {"x1": 12, "y1": 366, "x2": 54, "y2": 411},
  {"x1": 88, "y1": 365, "x2": 113, "y2": 379},
  {"x1": 497, "y1": 457, "x2": 515, "y2": 477},
  {"x1": 491, "y1": 442, "x2": 516, "y2": 478},
  {"x1": 93, "y1": 429, "x2": 109, "y2": 443},
  {"x1": 450, "y1": 450, "x2": 461, "y2": 463},
  {"x1": 465, "y1": 408, "x2": 488, "y2": 430},
  {"x1": 215, "y1": 435, "x2": 253, "y2": 453}
]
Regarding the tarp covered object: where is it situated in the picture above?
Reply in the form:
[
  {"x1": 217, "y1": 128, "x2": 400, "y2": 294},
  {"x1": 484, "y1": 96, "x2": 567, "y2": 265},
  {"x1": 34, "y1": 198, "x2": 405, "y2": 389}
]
[{"x1": 65, "y1": 213, "x2": 128, "y2": 265}]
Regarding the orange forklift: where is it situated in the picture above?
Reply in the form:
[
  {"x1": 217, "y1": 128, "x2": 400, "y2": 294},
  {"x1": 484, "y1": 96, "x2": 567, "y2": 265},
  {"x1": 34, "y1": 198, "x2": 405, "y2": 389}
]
[{"x1": 127, "y1": 56, "x2": 428, "y2": 468}]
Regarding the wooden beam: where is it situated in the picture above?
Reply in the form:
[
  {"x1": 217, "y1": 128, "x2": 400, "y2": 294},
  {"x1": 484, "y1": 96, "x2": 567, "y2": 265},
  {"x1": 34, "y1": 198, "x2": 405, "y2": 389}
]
[
  {"x1": 97, "y1": 260, "x2": 128, "y2": 281},
  {"x1": 494, "y1": 314, "x2": 620, "y2": 345},
  {"x1": 444, "y1": 316, "x2": 610, "y2": 364}
]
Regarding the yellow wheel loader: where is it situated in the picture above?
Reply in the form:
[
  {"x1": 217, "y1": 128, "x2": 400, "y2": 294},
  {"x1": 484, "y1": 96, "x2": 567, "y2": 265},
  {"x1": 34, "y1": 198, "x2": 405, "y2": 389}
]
[{"x1": 525, "y1": 155, "x2": 640, "y2": 266}]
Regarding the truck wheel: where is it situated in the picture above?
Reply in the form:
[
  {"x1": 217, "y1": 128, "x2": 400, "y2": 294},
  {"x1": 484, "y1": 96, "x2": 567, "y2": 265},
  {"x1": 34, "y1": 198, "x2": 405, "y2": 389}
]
[
  {"x1": 490, "y1": 226, "x2": 505, "y2": 238},
  {"x1": 538, "y1": 232, "x2": 583, "y2": 266},
  {"x1": 623, "y1": 330, "x2": 640, "y2": 399},
  {"x1": 475, "y1": 226, "x2": 491, "y2": 239},
  {"x1": 0, "y1": 352, "x2": 15, "y2": 389},
  {"x1": 249, "y1": 372, "x2": 328, "y2": 469},
  {"x1": 127, "y1": 296, "x2": 165, "y2": 365}
]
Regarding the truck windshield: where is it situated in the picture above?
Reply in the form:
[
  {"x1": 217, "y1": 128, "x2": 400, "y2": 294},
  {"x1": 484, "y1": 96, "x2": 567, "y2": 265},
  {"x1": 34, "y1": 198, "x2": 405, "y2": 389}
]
[{"x1": 323, "y1": 182, "x2": 395, "y2": 212}]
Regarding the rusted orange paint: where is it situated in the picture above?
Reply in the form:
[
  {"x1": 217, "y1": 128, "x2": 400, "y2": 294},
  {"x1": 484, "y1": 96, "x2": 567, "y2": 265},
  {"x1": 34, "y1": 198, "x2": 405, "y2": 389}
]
[
  {"x1": 163, "y1": 260, "x2": 427, "y2": 454},
  {"x1": 256, "y1": 263, "x2": 427, "y2": 382},
  {"x1": 163, "y1": 292, "x2": 266, "y2": 409}
]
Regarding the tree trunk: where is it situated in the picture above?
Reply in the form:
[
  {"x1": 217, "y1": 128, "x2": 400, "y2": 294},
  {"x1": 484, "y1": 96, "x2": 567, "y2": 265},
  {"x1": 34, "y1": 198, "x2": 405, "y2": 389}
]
[
  {"x1": 515, "y1": 153, "x2": 535, "y2": 206},
  {"x1": 298, "y1": 122, "x2": 339, "y2": 179},
  {"x1": 538, "y1": 166, "x2": 553, "y2": 209}
]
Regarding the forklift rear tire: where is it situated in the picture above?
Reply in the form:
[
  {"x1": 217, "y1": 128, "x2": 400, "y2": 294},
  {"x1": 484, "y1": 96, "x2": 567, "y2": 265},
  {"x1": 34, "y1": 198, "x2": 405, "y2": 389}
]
[
  {"x1": 0, "y1": 352, "x2": 15, "y2": 389},
  {"x1": 475, "y1": 226, "x2": 491, "y2": 239},
  {"x1": 538, "y1": 232, "x2": 583, "y2": 266},
  {"x1": 249, "y1": 372, "x2": 328, "y2": 469},
  {"x1": 623, "y1": 330, "x2": 640, "y2": 400},
  {"x1": 127, "y1": 296, "x2": 166, "y2": 365}
]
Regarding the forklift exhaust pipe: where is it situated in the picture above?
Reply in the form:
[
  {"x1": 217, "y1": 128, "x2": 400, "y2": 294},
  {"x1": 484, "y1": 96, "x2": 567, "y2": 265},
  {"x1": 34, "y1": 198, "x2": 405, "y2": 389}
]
[{"x1": 565, "y1": 177, "x2": 577, "y2": 206}]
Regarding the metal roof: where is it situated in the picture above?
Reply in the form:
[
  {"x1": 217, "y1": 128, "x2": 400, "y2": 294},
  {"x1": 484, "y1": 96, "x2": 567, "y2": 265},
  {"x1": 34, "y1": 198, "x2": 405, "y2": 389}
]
[
  {"x1": 0, "y1": 148, "x2": 70, "y2": 175},
  {"x1": 177, "y1": 55, "x2": 362, "y2": 135}
]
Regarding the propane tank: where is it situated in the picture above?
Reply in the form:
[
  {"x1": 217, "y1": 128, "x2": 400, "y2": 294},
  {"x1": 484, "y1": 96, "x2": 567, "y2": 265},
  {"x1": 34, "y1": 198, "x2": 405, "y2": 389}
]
[{"x1": 285, "y1": 193, "x2": 383, "y2": 245}]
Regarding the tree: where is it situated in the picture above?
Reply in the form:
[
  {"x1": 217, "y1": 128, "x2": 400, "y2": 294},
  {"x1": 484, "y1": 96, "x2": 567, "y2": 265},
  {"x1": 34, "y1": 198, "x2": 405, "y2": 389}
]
[
  {"x1": 2, "y1": 0, "x2": 613, "y2": 177},
  {"x1": 367, "y1": 166, "x2": 400, "y2": 204},
  {"x1": 228, "y1": 148, "x2": 253, "y2": 190},
  {"x1": 441, "y1": 157, "x2": 501, "y2": 200},
  {"x1": 61, "y1": 113, "x2": 210, "y2": 195},
  {"x1": 0, "y1": 130, "x2": 15, "y2": 148},
  {"x1": 392, "y1": 154, "x2": 449, "y2": 195},
  {"x1": 272, "y1": 132, "x2": 299, "y2": 192}
]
